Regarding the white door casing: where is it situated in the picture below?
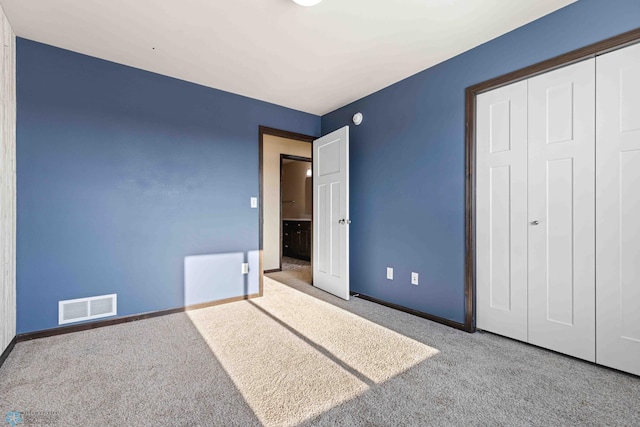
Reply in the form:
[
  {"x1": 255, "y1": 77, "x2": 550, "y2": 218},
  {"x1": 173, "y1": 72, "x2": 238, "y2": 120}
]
[
  {"x1": 527, "y1": 59, "x2": 596, "y2": 362},
  {"x1": 595, "y1": 42, "x2": 640, "y2": 376},
  {"x1": 313, "y1": 126, "x2": 350, "y2": 300},
  {"x1": 476, "y1": 80, "x2": 529, "y2": 342}
]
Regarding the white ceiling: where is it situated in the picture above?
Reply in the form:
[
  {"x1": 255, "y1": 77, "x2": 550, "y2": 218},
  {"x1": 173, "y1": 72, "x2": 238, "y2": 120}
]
[{"x1": 0, "y1": 0, "x2": 576, "y2": 115}]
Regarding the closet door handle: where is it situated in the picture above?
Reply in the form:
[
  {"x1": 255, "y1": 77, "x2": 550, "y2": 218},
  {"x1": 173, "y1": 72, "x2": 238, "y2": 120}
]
[{"x1": 531, "y1": 220, "x2": 540, "y2": 225}]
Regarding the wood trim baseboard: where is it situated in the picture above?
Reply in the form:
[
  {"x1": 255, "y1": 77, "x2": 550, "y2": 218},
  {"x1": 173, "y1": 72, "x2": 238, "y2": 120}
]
[
  {"x1": 16, "y1": 293, "x2": 260, "y2": 342},
  {"x1": 264, "y1": 268, "x2": 281, "y2": 273},
  {"x1": 0, "y1": 336, "x2": 17, "y2": 369},
  {"x1": 464, "y1": 27, "x2": 640, "y2": 334},
  {"x1": 351, "y1": 292, "x2": 469, "y2": 332}
]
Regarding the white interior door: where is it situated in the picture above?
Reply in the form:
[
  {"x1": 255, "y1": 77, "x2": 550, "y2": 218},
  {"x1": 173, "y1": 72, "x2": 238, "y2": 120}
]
[
  {"x1": 595, "y1": 42, "x2": 640, "y2": 376},
  {"x1": 476, "y1": 80, "x2": 529, "y2": 342},
  {"x1": 313, "y1": 126, "x2": 349, "y2": 300},
  {"x1": 527, "y1": 59, "x2": 596, "y2": 362}
]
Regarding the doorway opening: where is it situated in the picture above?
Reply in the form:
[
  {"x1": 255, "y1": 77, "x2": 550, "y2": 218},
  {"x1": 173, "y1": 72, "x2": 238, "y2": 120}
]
[
  {"x1": 259, "y1": 126, "x2": 315, "y2": 295},
  {"x1": 280, "y1": 155, "x2": 312, "y2": 283}
]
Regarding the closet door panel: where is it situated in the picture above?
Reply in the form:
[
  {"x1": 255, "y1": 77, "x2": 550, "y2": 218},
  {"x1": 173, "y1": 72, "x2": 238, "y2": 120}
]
[
  {"x1": 476, "y1": 81, "x2": 528, "y2": 341},
  {"x1": 596, "y1": 43, "x2": 640, "y2": 376},
  {"x1": 527, "y1": 59, "x2": 596, "y2": 362}
]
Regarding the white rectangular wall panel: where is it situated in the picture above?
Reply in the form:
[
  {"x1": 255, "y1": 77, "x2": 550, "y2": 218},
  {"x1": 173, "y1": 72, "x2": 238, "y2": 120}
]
[
  {"x1": 595, "y1": 42, "x2": 640, "y2": 376},
  {"x1": 476, "y1": 80, "x2": 529, "y2": 342},
  {"x1": 545, "y1": 158, "x2": 574, "y2": 326},
  {"x1": 619, "y1": 152, "x2": 640, "y2": 342},
  {"x1": 489, "y1": 165, "x2": 512, "y2": 311},
  {"x1": 0, "y1": 7, "x2": 16, "y2": 356},
  {"x1": 489, "y1": 100, "x2": 512, "y2": 153},
  {"x1": 619, "y1": 66, "x2": 640, "y2": 133},
  {"x1": 317, "y1": 184, "x2": 328, "y2": 273},
  {"x1": 330, "y1": 182, "x2": 341, "y2": 277},
  {"x1": 546, "y1": 83, "x2": 574, "y2": 144},
  {"x1": 527, "y1": 59, "x2": 596, "y2": 362}
]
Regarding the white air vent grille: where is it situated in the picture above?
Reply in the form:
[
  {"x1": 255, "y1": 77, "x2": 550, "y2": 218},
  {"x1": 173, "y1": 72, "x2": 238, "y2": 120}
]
[
  {"x1": 62, "y1": 301, "x2": 88, "y2": 321},
  {"x1": 90, "y1": 297, "x2": 114, "y2": 316},
  {"x1": 59, "y1": 294, "x2": 117, "y2": 325}
]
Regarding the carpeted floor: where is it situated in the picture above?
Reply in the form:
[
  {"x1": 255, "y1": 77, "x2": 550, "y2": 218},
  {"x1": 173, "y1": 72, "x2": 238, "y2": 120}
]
[
  {"x1": 281, "y1": 256, "x2": 311, "y2": 272},
  {"x1": 1, "y1": 276, "x2": 639, "y2": 426},
  {"x1": 270, "y1": 256, "x2": 312, "y2": 287}
]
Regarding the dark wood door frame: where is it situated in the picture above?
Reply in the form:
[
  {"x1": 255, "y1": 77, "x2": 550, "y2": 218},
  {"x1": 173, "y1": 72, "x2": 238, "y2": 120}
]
[
  {"x1": 465, "y1": 28, "x2": 640, "y2": 332},
  {"x1": 258, "y1": 126, "x2": 316, "y2": 296},
  {"x1": 279, "y1": 154, "x2": 312, "y2": 271}
]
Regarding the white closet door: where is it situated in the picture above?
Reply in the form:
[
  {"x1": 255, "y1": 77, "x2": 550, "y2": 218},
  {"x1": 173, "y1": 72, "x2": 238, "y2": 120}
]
[
  {"x1": 595, "y1": 43, "x2": 640, "y2": 376},
  {"x1": 476, "y1": 81, "x2": 529, "y2": 341},
  {"x1": 527, "y1": 59, "x2": 596, "y2": 362}
]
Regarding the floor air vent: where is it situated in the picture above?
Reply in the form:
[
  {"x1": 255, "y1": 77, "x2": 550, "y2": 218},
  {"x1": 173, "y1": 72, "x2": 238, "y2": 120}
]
[{"x1": 59, "y1": 294, "x2": 117, "y2": 325}]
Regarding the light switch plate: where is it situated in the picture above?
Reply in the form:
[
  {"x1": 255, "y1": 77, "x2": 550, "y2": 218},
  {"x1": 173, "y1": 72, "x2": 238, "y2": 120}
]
[
  {"x1": 242, "y1": 263, "x2": 249, "y2": 274},
  {"x1": 250, "y1": 197, "x2": 257, "y2": 208},
  {"x1": 411, "y1": 272, "x2": 419, "y2": 285},
  {"x1": 386, "y1": 267, "x2": 393, "y2": 280}
]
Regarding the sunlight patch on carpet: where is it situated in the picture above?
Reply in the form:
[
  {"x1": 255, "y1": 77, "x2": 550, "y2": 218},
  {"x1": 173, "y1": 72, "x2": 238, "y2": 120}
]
[{"x1": 186, "y1": 278, "x2": 439, "y2": 426}]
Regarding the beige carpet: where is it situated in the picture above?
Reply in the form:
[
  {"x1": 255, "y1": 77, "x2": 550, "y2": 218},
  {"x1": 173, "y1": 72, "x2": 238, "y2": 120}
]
[
  {"x1": 280, "y1": 256, "x2": 311, "y2": 272},
  {"x1": 1, "y1": 276, "x2": 639, "y2": 426}
]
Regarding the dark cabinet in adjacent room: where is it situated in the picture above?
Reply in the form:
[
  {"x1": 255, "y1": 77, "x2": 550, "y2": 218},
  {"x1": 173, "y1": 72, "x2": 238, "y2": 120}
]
[{"x1": 283, "y1": 220, "x2": 311, "y2": 261}]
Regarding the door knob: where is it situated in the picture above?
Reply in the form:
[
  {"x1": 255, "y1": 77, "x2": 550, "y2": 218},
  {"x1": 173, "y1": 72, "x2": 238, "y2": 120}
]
[
  {"x1": 531, "y1": 220, "x2": 540, "y2": 225},
  {"x1": 338, "y1": 219, "x2": 352, "y2": 225}
]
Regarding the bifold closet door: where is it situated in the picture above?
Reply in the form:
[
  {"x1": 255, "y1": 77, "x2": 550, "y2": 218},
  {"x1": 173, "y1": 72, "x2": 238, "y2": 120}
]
[
  {"x1": 527, "y1": 59, "x2": 596, "y2": 362},
  {"x1": 595, "y1": 43, "x2": 640, "y2": 376},
  {"x1": 476, "y1": 81, "x2": 528, "y2": 342}
]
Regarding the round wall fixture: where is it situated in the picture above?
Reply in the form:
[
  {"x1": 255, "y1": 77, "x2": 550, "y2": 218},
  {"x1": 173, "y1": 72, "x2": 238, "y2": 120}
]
[
  {"x1": 352, "y1": 112, "x2": 363, "y2": 126},
  {"x1": 292, "y1": 0, "x2": 322, "y2": 6}
]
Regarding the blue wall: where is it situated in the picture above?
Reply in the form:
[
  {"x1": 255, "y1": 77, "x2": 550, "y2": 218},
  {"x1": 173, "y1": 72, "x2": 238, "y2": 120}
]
[
  {"x1": 17, "y1": 0, "x2": 640, "y2": 334},
  {"x1": 17, "y1": 39, "x2": 320, "y2": 333},
  {"x1": 322, "y1": 0, "x2": 640, "y2": 324}
]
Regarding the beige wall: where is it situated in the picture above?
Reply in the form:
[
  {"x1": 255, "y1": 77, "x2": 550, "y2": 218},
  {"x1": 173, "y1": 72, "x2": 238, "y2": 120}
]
[
  {"x1": 263, "y1": 135, "x2": 311, "y2": 271},
  {"x1": 0, "y1": 6, "x2": 16, "y2": 355},
  {"x1": 282, "y1": 160, "x2": 311, "y2": 219}
]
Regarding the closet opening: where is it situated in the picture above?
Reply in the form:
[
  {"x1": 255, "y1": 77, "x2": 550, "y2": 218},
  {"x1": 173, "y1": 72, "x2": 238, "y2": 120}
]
[
  {"x1": 464, "y1": 27, "x2": 640, "y2": 334},
  {"x1": 465, "y1": 27, "x2": 640, "y2": 376}
]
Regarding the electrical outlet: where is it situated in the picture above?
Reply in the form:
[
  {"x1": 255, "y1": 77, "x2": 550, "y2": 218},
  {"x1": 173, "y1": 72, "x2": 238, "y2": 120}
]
[
  {"x1": 386, "y1": 267, "x2": 393, "y2": 280},
  {"x1": 411, "y1": 272, "x2": 419, "y2": 285},
  {"x1": 242, "y1": 263, "x2": 249, "y2": 274}
]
